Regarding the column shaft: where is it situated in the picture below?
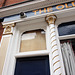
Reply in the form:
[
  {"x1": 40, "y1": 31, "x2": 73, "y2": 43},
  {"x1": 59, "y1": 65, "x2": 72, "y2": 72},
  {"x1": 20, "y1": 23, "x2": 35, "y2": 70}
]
[
  {"x1": 49, "y1": 24, "x2": 61, "y2": 75},
  {"x1": 45, "y1": 14, "x2": 62, "y2": 75}
]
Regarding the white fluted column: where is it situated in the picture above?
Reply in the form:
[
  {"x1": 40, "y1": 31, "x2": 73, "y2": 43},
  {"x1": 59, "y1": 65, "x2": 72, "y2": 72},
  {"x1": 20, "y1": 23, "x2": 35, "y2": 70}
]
[{"x1": 45, "y1": 14, "x2": 62, "y2": 75}]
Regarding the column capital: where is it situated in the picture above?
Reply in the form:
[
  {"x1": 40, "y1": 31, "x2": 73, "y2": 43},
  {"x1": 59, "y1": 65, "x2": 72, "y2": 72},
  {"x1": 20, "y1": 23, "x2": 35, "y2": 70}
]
[
  {"x1": 3, "y1": 23, "x2": 16, "y2": 35},
  {"x1": 3, "y1": 23, "x2": 16, "y2": 28},
  {"x1": 45, "y1": 14, "x2": 57, "y2": 25}
]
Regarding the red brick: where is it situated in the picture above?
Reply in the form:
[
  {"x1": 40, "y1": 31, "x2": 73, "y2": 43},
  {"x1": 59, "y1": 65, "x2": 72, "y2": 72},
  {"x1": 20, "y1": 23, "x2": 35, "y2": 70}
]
[
  {"x1": 5, "y1": 0, "x2": 29, "y2": 6},
  {"x1": 0, "y1": 23, "x2": 4, "y2": 42},
  {"x1": 0, "y1": 0, "x2": 5, "y2": 7},
  {"x1": 0, "y1": 0, "x2": 29, "y2": 7}
]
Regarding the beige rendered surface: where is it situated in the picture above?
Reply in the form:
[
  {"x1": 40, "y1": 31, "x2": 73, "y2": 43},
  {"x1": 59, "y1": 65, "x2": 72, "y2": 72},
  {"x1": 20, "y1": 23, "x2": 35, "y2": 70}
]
[
  {"x1": 20, "y1": 30, "x2": 46, "y2": 52},
  {"x1": 0, "y1": 37, "x2": 10, "y2": 75}
]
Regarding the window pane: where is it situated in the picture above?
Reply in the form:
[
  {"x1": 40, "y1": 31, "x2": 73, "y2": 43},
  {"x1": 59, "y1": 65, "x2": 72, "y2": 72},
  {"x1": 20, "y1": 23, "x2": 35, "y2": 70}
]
[
  {"x1": 58, "y1": 21, "x2": 75, "y2": 36},
  {"x1": 20, "y1": 29, "x2": 46, "y2": 52},
  {"x1": 14, "y1": 56, "x2": 50, "y2": 75},
  {"x1": 60, "y1": 39, "x2": 75, "y2": 75}
]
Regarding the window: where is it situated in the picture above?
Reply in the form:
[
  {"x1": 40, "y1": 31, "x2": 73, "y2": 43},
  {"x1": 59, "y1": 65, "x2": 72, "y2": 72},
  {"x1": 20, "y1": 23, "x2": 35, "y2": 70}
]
[
  {"x1": 14, "y1": 28, "x2": 50, "y2": 75},
  {"x1": 58, "y1": 21, "x2": 75, "y2": 75},
  {"x1": 58, "y1": 21, "x2": 75, "y2": 36},
  {"x1": 20, "y1": 29, "x2": 46, "y2": 52},
  {"x1": 14, "y1": 56, "x2": 50, "y2": 75}
]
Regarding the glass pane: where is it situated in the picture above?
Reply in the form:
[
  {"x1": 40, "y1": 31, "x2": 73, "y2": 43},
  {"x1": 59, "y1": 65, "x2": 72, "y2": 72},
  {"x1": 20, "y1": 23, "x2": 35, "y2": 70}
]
[
  {"x1": 14, "y1": 56, "x2": 50, "y2": 75},
  {"x1": 60, "y1": 39, "x2": 75, "y2": 75},
  {"x1": 20, "y1": 29, "x2": 46, "y2": 52},
  {"x1": 58, "y1": 21, "x2": 75, "y2": 36}
]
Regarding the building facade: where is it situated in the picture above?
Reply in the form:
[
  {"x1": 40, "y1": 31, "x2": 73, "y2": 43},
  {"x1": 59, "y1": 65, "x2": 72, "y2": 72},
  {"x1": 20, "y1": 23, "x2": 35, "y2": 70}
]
[{"x1": 0, "y1": 0, "x2": 75, "y2": 75}]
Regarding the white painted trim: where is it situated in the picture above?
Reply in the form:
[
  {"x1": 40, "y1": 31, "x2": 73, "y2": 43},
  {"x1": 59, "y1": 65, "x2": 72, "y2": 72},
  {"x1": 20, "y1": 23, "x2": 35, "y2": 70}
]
[
  {"x1": 59, "y1": 34, "x2": 75, "y2": 40},
  {"x1": 2, "y1": 34, "x2": 13, "y2": 75},
  {"x1": 46, "y1": 26, "x2": 50, "y2": 51},
  {"x1": 17, "y1": 33, "x2": 22, "y2": 53},
  {"x1": 2, "y1": 27, "x2": 17, "y2": 75},
  {"x1": 15, "y1": 50, "x2": 49, "y2": 58},
  {"x1": 46, "y1": 26, "x2": 53, "y2": 75},
  {"x1": 0, "y1": 36, "x2": 3, "y2": 47}
]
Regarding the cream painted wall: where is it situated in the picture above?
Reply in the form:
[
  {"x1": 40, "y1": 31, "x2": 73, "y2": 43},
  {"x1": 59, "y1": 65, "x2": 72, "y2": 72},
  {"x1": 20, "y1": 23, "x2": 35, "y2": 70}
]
[{"x1": 0, "y1": 36, "x2": 10, "y2": 75}]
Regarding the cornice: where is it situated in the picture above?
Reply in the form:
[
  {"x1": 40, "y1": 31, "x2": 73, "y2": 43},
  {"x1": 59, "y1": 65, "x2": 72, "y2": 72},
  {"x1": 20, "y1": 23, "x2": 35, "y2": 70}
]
[{"x1": 0, "y1": 0, "x2": 73, "y2": 18}]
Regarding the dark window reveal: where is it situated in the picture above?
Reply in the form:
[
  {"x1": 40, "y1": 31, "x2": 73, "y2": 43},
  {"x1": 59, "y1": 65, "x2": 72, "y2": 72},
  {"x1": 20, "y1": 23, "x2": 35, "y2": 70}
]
[
  {"x1": 14, "y1": 56, "x2": 50, "y2": 75},
  {"x1": 58, "y1": 21, "x2": 75, "y2": 36}
]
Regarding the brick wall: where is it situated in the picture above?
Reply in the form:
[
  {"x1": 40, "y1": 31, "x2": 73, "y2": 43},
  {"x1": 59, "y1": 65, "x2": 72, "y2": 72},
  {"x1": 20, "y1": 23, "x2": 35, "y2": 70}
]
[
  {"x1": 0, "y1": 0, "x2": 31, "y2": 8},
  {"x1": 0, "y1": 0, "x2": 5, "y2": 7},
  {"x1": 5, "y1": 0, "x2": 29, "y2": 6}
]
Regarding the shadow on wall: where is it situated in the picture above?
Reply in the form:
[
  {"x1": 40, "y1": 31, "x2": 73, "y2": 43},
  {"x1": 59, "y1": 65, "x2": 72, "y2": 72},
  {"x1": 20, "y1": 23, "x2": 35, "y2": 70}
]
[{"x1": 0, "y1": 18, "x2": 4, "y2": 41}]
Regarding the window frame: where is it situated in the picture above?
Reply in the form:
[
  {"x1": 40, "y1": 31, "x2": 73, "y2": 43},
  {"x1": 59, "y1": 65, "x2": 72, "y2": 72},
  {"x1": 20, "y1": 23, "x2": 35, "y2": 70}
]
[{"x1": 14, "y1": 24, "x2": 51, "y2": 75}]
